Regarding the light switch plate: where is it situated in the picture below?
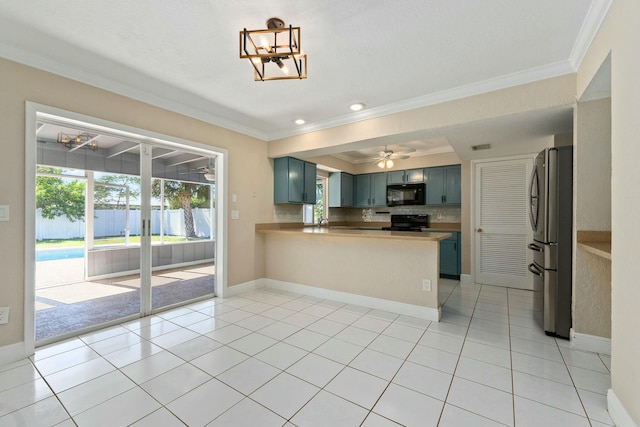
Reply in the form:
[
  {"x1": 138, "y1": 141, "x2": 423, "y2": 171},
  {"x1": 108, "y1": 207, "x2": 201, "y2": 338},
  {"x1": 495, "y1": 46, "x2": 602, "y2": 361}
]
[
  {"x1": 0, "y1": 205, "x2": 9, "y2": 221},
  {"x1": 231, "y1": 210, "x2": 240, "y2": 220}
]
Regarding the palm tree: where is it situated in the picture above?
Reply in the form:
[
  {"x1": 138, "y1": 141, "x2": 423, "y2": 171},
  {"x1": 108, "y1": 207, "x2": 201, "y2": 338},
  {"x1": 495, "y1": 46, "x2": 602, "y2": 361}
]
[{"x1": 152, "y1": 179, "x2": 210, "y2": 238}]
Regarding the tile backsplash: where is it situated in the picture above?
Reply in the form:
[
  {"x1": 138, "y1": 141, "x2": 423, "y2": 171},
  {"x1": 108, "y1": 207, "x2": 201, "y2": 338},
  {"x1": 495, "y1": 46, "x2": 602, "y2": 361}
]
[
  {"x1": 274, "y1": 204, "x2": 461, "y2": 224},
  {"x1": 341, "y1": 205, "x2": 461, "y2": 223},
  {"x1": 273, "y1": 204, "x2": 304, "y2": 223}
]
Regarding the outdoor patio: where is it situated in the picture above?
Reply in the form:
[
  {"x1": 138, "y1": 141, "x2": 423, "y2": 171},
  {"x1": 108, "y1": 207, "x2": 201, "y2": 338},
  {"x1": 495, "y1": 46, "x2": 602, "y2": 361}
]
[{"x1": 35, "y1": 258, "x2": 215, "y2": 342}]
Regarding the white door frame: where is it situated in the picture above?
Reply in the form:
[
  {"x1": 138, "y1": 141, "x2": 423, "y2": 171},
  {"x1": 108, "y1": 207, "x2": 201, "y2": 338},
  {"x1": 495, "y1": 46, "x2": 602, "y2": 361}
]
[
  {"x1": 470, "y1": 153, "x2": 538, "y2": 288},
  {"x1": 24, "y1": 102, "x2": 228, "y2": 356}
]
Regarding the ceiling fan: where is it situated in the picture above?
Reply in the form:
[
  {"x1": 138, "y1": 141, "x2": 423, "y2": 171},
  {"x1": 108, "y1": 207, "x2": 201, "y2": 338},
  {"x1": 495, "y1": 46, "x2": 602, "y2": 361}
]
[
  {"x1": 373, "y1": 145, "x2": 416, "y2": 168},
  {"x1": 180, "y1": 159, "x2": 215, "y2": 181}
]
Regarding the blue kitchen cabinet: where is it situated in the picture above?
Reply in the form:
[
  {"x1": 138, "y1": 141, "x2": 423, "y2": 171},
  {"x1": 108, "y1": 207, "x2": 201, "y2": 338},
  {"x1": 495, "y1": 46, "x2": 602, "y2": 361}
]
[
  {"x1": 386, "y1": 168, "x2": 424, "y2": 184},
  {"x1": 354, "y1": 172, "x2": 387, "y2": 207},
  {"x1": 328, "y1": 172, "x2": 354, "y2": 207},
  {"x1": 274, "y1": 157, "x2": 317, "y2": 204},
  {"x1": 440, "y1": 232, "x2": 461, "y2": 279},
  {"x1": 425, "y1": 165, "x2": 461, "y2": 205}
]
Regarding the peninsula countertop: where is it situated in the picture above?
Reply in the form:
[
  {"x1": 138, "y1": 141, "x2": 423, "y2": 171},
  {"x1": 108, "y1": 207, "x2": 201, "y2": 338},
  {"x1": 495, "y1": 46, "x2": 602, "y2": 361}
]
[{"x1": 256, "y1": 225, "x2": 452, "y2": 242}]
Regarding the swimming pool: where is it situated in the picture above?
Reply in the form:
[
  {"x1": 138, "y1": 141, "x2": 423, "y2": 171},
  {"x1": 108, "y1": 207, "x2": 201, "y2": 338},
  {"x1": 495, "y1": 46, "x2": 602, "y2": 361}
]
[{"x1": 36, "y1": 247, "x2": 85, "y2": 262}]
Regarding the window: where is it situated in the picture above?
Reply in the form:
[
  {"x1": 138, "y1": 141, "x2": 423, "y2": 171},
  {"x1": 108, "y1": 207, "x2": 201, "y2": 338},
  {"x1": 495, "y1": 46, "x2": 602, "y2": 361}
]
[{"x1": 303, "y1": 177, "x2": 327, "y2": 224}]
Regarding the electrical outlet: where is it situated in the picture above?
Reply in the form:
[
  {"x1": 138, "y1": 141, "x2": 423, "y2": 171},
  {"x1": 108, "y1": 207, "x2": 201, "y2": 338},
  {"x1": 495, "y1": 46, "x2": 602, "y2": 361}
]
[
  {"x1": 0, "y1": 307, "x2": 9, "y2": 324},
  {"x1": 422, "y1": 279, "x2": 431, "y2": 291}
]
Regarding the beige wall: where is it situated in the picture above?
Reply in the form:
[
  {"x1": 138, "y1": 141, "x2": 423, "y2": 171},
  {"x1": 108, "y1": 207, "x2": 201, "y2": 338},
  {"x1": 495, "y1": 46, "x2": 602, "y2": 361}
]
[
  {"x1": 0, "y1": 58, "x2": 272, "y2": 348},
  {"x1": 577, "y1": 0, "x2": 640, "y2": 423},
  {"x1": 263, "y1": 233, "x2": 440, "y2": 309},
  {"x1": 269, "y1": 75, "x2": 576, "y2": 160},
  {"x1": 572, "y1": 98, "x2": 612, "y2": 338},
  {"x1": 574, "y1": 99, "x2": 612, "y2": 231}
]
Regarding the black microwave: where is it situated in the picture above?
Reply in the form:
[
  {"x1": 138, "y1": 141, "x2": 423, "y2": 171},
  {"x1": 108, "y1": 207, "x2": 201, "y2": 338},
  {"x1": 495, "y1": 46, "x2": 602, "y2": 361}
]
[{"x1": 387, "y1": 183, "x2": 425, "y2": 206}]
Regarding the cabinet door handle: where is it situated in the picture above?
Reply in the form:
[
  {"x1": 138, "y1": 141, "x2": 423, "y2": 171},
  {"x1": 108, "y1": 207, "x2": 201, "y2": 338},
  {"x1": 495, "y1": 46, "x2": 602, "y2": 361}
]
[
  {"x1": 454, "y1": 242, "x2": 457, "y2": 251},
  {"x1": 477, "y1": 228, "x2": 483, "y2": 233},
  {"x1": 443, "y1": 195, "x2": 446, "y2": 203}
]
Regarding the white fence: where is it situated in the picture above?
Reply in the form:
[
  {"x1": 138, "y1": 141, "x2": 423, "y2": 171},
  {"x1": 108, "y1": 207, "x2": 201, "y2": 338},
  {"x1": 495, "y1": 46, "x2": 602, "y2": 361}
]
[{"x1": 36, "y1": 208, "x2": 215, "y2": 240}]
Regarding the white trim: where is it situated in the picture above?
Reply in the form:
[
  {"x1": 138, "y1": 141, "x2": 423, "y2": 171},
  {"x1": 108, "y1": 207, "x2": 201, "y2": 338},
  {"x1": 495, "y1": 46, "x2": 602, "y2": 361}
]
[
  {"x1": 270, "y1": 62, "x2": 574, "y2": 141},
  {"x1": 570, "y1": 328, "x2": 612, "y2": 355},
  {"x1": 0, "y1": 342, "x2": 28, "y2": 365},
  {"x1": 608, "y1": 389, "x2": 639, "y2": 427},
  {"x1": 0, "y1": 43, "x2": 268, "y2": 141},
  {"x1": 2, "y1": 39, "x2": 578, "y2": 143},
  {"x1": 569, "y1": 0, "x2": 615, "y2": 70},
  {"x1": 223, "y1": 280, "x2": 266, "y2": 298},
  {"x1": 460, "y1": 274, "x2": 473, "y2": 285},
  {"x1": 24, "y1": 102, "x2": 37, "y2": 357},
  {"x1": 261, "y1": 279, "x2": 441, "y2": 321}
]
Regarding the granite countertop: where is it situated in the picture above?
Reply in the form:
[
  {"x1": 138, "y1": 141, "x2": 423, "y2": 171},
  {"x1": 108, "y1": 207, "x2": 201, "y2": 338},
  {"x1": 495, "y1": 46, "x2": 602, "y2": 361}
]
[
  {"x1": 577, "y1": 230, "x2": 611, "y2": 261},
  {"x1": 257, "y1": 226, "x2": 452, "y2": 242},
  {"x1": 257, "y1": 222, "x2": 461, "y2": 232}
]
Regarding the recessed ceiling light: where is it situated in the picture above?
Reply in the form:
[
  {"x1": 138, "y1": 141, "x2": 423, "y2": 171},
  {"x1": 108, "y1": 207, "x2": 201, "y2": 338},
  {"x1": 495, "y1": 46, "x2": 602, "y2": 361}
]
[
  {"x1": 294, "y1": 119, "x2": 306, "y2": 125},
  {"x1": 349, "y1": 102, "x2": 365, "y2": 112}
]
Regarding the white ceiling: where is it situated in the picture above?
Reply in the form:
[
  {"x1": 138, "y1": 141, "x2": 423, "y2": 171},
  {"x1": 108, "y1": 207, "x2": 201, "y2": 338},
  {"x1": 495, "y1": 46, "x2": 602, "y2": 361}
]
[{"x1": 0, "y1": 1, "x2": 609, "y2": 162}]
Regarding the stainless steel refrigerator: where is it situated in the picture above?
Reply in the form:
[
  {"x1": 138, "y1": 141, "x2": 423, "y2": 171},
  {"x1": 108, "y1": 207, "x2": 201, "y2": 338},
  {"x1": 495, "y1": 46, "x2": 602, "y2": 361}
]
[{"x1": 527, "y1": 146, "x2": 573, "y2": 339}]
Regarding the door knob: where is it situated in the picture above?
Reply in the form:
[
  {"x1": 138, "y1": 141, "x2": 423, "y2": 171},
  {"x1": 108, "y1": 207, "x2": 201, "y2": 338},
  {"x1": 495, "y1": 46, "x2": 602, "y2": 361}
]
[{"x1": 476, "y1": 228, "x2": 483, "y2": 233}]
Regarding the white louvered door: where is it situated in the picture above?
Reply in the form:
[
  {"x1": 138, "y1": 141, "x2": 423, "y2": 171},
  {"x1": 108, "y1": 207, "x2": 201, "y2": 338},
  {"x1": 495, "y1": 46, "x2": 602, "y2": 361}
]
[{"x1": 474, "y1": 157, "x2": 534, "y2": 289}]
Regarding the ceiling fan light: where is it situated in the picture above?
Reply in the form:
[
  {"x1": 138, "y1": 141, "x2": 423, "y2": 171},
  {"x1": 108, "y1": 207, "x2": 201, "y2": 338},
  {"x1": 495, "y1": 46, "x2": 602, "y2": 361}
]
[
  {"x1": 204, "y1": 172, "x2": 215, "y2": 181},
  {"x1": 377, "y1": 160, "x2": 385, "y2": 169},
  {"x1": 386, "y1": 159, "x2": 394, "y2": 168}
]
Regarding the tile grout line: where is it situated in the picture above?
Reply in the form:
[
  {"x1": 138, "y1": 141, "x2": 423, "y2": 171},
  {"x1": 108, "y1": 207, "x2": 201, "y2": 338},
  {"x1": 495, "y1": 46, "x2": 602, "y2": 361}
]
[{"x1": 435, "y1": 281, "x2": 481, "y2": 426}]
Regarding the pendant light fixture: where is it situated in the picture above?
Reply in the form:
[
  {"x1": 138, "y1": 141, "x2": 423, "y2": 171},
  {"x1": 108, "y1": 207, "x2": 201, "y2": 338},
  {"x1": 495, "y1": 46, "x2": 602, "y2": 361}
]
[{"x1": 240, "y1": 17, "x2": 307, "y2": 81}]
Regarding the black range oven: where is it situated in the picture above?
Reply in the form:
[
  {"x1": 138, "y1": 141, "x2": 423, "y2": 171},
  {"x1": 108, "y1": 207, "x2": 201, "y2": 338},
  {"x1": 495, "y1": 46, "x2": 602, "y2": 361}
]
[{"x1": 382, "y1": 214, "x2": 429, "y2": 231}]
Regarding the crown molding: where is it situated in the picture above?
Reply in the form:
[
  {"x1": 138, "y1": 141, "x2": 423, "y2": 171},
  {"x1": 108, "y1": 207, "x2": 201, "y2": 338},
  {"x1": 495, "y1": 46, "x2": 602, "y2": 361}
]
[
  {"x1": 267, "y1": 60, "x2": 575, "y2": 141},
  {"x1": 0, "y1": 42, "x2": 270, "y2": 141},
  {"x1": 568, "y1": 0, "x2": 614, "y2": 70}
]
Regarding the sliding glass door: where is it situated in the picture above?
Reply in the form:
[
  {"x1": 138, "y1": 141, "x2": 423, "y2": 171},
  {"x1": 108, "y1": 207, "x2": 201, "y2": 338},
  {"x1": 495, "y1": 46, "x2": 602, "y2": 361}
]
[{"x1": 34, "y1": 114, "x2": 218, "y2": 344}]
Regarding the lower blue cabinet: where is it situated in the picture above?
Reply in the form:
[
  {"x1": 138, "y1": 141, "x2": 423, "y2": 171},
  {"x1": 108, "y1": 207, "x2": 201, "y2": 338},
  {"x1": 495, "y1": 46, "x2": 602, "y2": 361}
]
[{"x1": 440, "y1": 232, "x2": 461, "y2": 279}]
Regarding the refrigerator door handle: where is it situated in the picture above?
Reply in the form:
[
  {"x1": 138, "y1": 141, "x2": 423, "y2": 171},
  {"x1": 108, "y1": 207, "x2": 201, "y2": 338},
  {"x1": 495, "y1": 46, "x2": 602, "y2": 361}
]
[
  {"x1": 528, "y1": 243, "x2": 543, "y2": 252},
  {"x1": 528, "y1": 166, "x2": 539, "y2": 232},
  {"x1": 528, "y1": 263, "x2": 544, "y2": 277}
]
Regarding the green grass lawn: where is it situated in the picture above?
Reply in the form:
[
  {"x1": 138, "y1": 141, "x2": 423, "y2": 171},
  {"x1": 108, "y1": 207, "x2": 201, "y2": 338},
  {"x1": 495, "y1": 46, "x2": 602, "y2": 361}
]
[{"x1": 36, "y1": 235, "x2": 207, "y2": 248}]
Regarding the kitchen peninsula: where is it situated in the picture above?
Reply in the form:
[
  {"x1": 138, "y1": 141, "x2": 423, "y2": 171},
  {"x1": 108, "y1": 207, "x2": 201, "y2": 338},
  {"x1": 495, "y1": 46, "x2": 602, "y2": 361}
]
[{"x1": 256, "y1": 225, "x2": 451, "y2": 321}]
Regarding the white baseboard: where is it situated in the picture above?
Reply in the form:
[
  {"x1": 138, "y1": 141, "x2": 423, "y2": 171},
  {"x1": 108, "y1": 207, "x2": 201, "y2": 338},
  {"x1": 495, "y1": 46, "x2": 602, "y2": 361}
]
[
  {"x1": 0, "y1": 341, "x2": 28, "y2": 366},
  {"x1": 460, "y1": 274, "x2": 473, "y2": 285},
  {"x1": 570, "y1": 328, "x2": 611, "y2": 355},
  {"x1": 608, "y1": 389, "x2": 639, "y2": 427},
  {"x1": 222, "y1": 280, "x2": 265, "y2": 298},
  {"x1": 260, "y1": 278, "x2": 441, "y2": 321}
]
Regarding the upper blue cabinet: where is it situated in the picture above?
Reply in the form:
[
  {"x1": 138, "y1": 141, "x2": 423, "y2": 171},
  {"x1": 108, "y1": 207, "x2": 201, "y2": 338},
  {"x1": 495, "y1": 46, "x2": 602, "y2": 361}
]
[
  {"x1": 328, "y1": 172, "x2": 354, "y2": 207},
  {"x1": 386, "y1": 168, "x2": 424, "y2": 184},
  {"x1": 354, "y1": 172, "x2": 387, "y2": 207},
  {"x1": 425, "y1": 165, "x2": 461, "y2": 205},
  {"x1": 274, "y1": 157, "x2": 317, "y2": 204}
]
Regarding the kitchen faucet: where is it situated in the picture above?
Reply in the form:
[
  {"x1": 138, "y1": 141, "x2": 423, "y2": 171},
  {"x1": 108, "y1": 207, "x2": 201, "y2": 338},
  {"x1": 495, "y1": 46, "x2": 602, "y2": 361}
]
[{"x1": 317, "y1": 217, "x2": 329, "y2": 227}]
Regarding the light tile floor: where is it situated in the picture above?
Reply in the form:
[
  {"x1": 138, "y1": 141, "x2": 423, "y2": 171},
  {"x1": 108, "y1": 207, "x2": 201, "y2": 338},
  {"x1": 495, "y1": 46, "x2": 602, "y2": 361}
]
[{"x1": 0, "y1": 280, "x2": 613, "y2": 426}]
